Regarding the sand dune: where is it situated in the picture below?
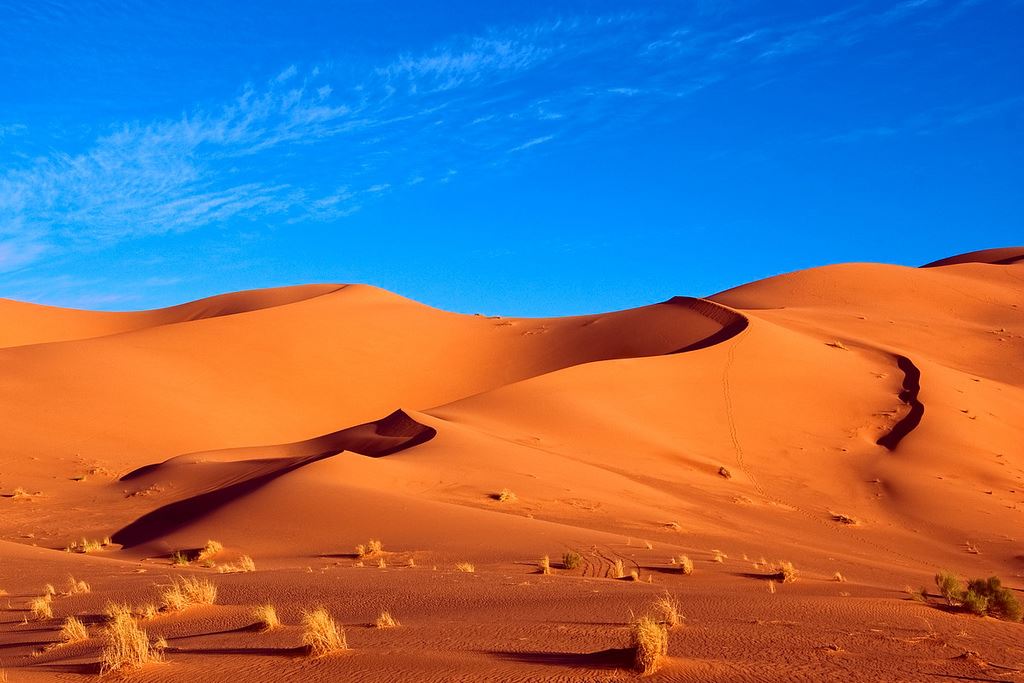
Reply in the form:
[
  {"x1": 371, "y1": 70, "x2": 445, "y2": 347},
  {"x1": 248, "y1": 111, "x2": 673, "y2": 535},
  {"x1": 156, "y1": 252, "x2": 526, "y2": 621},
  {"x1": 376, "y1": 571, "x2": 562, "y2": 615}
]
[{"x1": 1, "y1": 250, "x2": 1021, "y2": 682}]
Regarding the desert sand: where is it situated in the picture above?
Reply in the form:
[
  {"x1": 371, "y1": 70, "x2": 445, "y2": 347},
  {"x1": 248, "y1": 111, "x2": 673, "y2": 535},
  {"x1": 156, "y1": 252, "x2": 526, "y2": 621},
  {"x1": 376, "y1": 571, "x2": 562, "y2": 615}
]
[{"x1": 1, "y1": 247, "x2": 1022, "y2": 681}]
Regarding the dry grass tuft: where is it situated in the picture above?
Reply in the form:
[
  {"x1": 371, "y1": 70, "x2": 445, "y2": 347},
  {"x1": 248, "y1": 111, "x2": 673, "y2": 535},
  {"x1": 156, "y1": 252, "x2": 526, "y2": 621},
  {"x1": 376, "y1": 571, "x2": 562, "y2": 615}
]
[
  {"x1": 139, "y1": 604, "x2": 159, "y2": 620},
  {"x1": 718, "y1": 466, "x2": 732, "y2": 479},
  {"x1": 252, "y1": 604, "x2": 280, "y2": 630},
  {"x1": 496, "y1": 488, "x2": 517, "y2": 503},
  {"x1": 769, "y1": 561, "x2": 798, "y2": 583},
  {"x1": 160, "y1": 576, "x2": 217, "y2": 611},
  {"x1": 59, "y1": 616, "x2": 89, "y2": 644},
  {"x1": 29, "y1": 596, "x2": 53, "y2": 620},
  {"x1": 302, "y1": 607, "x2": 347, "y2": 656},
  {"x1": 630, "y1": 569, "x2": 641, "y2": 582},
  {"x1": 653, "y1": 592, "x2": 683, "y2": 628},
  {"x1": 562, "y1": 551, "x2": 582, "y2": 570},
  {"x1": 217, "y1": 555, "x2": 256, "y2": 573},
  {"x1": 104, "y1": 602, "x2": 134, "y2": 622},
  {"x1": 100, "y1": 612, "x2": 162, "y2": 675},
  {"x1": 455, "y1": 562, "x2": 476, "y2": 573},
  {"x1": 678, "y1": 555, "x2": 694, "y2": 575},
  {"x1": 374, "y1": 610, "x2": 399, "y2": 629},
  {"x1": 44, "y1": 583, "x2": 56, "y2": 596},
  {"x1": 356, "y1": 539, "x2": 384, "y2": 558},
  {"x1": 196, "y1": 540, "x2": 223, "y2": 564},
  {"x1": 712, "y1": 549, "x2": 727, "y2": 563},
  {"x1": 65, "y1": 576, "x2": 90, "y2": 595},
  {"x1": 630, "y1": 615, "x2": 668, "y2": 674},
  {"x1": 830, "y1": 512, "x2": 859, "y2": 525},
  {"x1": 612, "y1": 559, "x2": 625, "y2": 579},
  {"x1": 66, "y1": 538, "x2": 103, "y2": 554},
  {"x1": 170, "y1": 551, "x2": 190, "y2": 566},
  {"x1": 377, "y1": 557, "x2": 387, "y2": 569},
  {"x1": 833, "y1": 571, "x2": 846, "y2": 583},
  {"x1": 538, "y1": 555, "x2": 551, "y2": 575}
]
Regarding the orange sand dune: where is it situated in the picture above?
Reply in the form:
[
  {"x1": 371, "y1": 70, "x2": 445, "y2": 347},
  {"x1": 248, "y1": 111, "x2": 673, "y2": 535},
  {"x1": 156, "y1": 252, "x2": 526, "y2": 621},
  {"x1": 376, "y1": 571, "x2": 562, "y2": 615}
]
[{"x1": 1, "y1": 251, "x2": 1022, "y2": 682}]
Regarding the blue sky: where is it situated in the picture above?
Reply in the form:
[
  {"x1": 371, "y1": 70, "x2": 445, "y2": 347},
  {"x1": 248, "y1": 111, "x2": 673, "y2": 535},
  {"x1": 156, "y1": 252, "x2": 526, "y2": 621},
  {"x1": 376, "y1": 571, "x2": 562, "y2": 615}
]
[{"x1": 0, "y1": 0, "x2": 1021, "y2": 315}]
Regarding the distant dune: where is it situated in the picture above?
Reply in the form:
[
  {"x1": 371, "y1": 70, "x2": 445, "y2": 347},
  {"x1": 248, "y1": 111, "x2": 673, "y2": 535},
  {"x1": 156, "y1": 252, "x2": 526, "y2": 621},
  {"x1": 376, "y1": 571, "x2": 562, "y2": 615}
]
[{"x1": 1, "y1": 249, "x2": 1021, "y2": 682}]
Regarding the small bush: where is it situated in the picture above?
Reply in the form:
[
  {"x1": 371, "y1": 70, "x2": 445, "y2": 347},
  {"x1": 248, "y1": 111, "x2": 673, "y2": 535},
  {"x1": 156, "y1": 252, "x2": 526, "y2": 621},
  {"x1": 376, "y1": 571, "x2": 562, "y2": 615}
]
[
  {"x1": 161, "y1": 576, "x2": 217, "y2": 611},
  {"x1": 653, "y1": 592, "x2": 682, "y2": 628},
  {"x1": 29, "y1": 596, "x2": 53, "y2": 620},
  {"x1": 170, "y1": 551, "x2": 190, "y2": 566},
  {"x1": 377, "y1": 557, "x2": 387, "y2": 569},
  {"x1": 769, "y1": 561, "x2": 798, "y2": 583},
  {"x1": 678, "y1": 556, "x2": 694, "y2": 575},
  {"x1": 375, "y1": 610, "x2": 399, "y2": 629},
  {"x1": 935, "y1": 570, "x2": 963, "y2": 606},
  {"x1": 496, "y1": 488, "x2": 517, "y2": 503},
  {"x1": 196, "y1": 540, "x2": 223, "y2": 564},
  {"x1": 964, "y1": 577, "x2": 1022, "y2": 622},
  {"x1": 59, "y1": 616, "x2": 89, "y2": 644},
  {"x1": 100, "y1": 613, "x2": 162, "y2": 674},
  {"x1": 252, "y1": 604, "x2": 280, "y2": 630},
  {"x1": 630, "y1": 615, "x2": 668, "y2": 674},
  {"x1": 612, "y1": 559, "x2": 625, "y2": 579},
  {"x1": 302, "y1": 607, "x2": 347, "y2": 656},
  {"x1": 562, "y1": 551, "x2": 582, "y2": 570}
]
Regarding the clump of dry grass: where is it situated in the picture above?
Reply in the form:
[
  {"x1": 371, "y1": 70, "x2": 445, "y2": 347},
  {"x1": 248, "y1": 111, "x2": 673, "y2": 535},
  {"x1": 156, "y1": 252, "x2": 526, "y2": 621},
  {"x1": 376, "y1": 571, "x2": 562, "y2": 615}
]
[
  {"x1": 196, "y1": 540, "x2": 223, "y2": 564},
  {"x1": 43, "y1": 583, "x2": 56, "y2": 596},
  {"x1": 630, "y1": 615, "x2": 668, "y2": 674},
  {"x1": 664, "y1": 521, "x2": 681, "y2": 531},
  {"x1": 59, "y1": 616, "x2": 89, "y2": 644},
  {"x1": 538, "y1": 555, "x2": 551, "y2": 575},
  {"x1": 356, "y1": 539, "x2": 384, "y2": 558},
  {"x1": 768, "y1": 561, "x2": 798, "y2": 583},
  {"x1": 833, "y1": 571, "x2": 846, "y2": 583},
  {"x1": 826, "y1": 340, "x2": 848, "y2": 350},
  {"x1": 252, "y1": 604, "x2": 280, "y2": 630},
  {"x1": 377, "y1": 557, "x2": 387, "y2": 569},
  {"x1": 64, "y1": 576, "x2": 90, "y2": 595},
  {"x1": 711, "y1": 549, "x2": 727, "y2": 563},
  {"x1": 611, "y1": 559, "x2": 625, "y2": 579},
  {"x1": 496, "y1": 488, "x2": 517, "y2": 503},
  {"x1": 217, "y1": 555, "x2": 256, "y2": 574},
  {"x1": 629, "y1": 569, "x2": 641, "y2": 582},
  {"x1": 139, "y1": 604, "x2": 159, "y2": 620},
  {"x1": 653, "y1": 592, "x2": 683, "y2": 628},
  {"x1": 65, "y1": 538, "x2": 103, "y2": 554},
  {"x1": 302, "y1": 607, "x2": 347, "y2": 656},
  {"x1": 104, "y1": 602, "x2": 134, "y2": 622},
  {"x1": 678, "y1": 555, "x2": 694, "y2": 575},
  {"x1": 562, "y1": 551, "x2": 582, "y2": 570},
  {"x1": 160, "y1": 576, "x2": 217, "y2": 611},
  {"x1": 375, "y1": 610, "x2": 399, "y2": 629},
  {"x1": 29, "y1": 595, "x2": 53, "y2": 620},
  {"x1": 170, "y1": 551, "x2": 190, "y2": 566},
  {"x1": 100, "y1": 612, "x2": 162, "y2": 675},
  {"x1": 455, "y1": 562, "x2": 475, "y2": 573}
]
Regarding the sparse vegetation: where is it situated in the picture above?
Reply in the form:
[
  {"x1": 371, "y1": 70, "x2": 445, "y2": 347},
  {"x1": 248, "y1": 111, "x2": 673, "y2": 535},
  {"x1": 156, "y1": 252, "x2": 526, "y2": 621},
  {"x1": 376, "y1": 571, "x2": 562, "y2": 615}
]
[
  {"x1": 302, "y1": 607, "x2": 347, "y2": 656},
  {"x1": 629, "y1": 615, "x2": 668, "y2": 674},
  {"x1": 769, "y1": 561, "x2": 798, "y2": 583},
  {"x1": 196, "y1": 540, "x2": 223, "y2": 564},
  {"x1": 652, "y1": 592, "x2": 682, "y2": 628},
  {"x1": 538, "y1": 555, "x2": 551, "y2": 575},
  {"x1": 59, "y1": 616, "x2": 89, "y2": 644},
  {"x1": 375, "y1": 610, "x2": 399, "y2": 629},
  {"x1": 44, "y1": 583, "x2": 56, "y2": 596},
  {"x1": 562, "y1": 551, "x2": 582, "y2": 570},
  {"x1": 100, "y1": 612, "x2": 162, "y2": 674},
  {"x1": 455, "y1": 562, "x2": 475, "y2": 573},
  {"x1": 612, "y1": 559, "x2": 625, "y2": 579},
  {"x1": 356, "y1": 539, "x2": 384, "y2": 558},
  {"x1": 160, "y1": 576, "x2": 217, "y2": 611},
  {"x1": 718, "y1": 466, "x2": 732, "y2": 479},
  {"x1": 833, "y1": 571, "x2": 846, "y2": 583},
  {"x1": 496, "y1": 488, "x2": 517, "y2": 503},
  {"x1": 933, "y1": 572, "x2": 1022, "y2": 622},
  {"x1": 29, "y1": 595, "x2": 53, "y2": 620},
  {"x1": 218, "y1": 555, "x2": 256, "y2": 573},
  {"x1": 712, "y1": 549, "x2": 726, "y2": 563},
  {"x1": 104, "y1": 602, "x2": 134, "y2": 622},
  {"x1": 377, "y1": 557, "x2": 387, "y2": 569},
  {"x1": 252, "y1": 604, "x2": 280, "y2": 630},
  {"x1": 65, "y1": 576, "x2": 90, "y2": 595},
  {"x1": 66, "y1": 538, "x2": 103, "y2": 554},
  {"x1": 630, "y1": 569, "x2": 641, "y2": 582},
  {"x1": 826, "y1": 340, "x2": 848, "y2": 350},
  {"x1": 678, "y1": 555, "x2": 694, "y2": 575}
]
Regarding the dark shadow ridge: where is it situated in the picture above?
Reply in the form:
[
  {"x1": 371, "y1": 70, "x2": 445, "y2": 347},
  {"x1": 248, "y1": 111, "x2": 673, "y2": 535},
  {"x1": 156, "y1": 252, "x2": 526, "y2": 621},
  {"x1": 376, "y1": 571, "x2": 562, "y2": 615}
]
[
  {"x1": 876, "y1": 354, "x2": 924, "y2": 450},
  {"x1": 663, "y1": 297, "x2": 749, "y2": 353},
  {"x1": 489, "y1": 647, "x2": 633, "y2": 670},
  {"x1": 113, "y1": 409, "x2": 435, "y2": 548}
]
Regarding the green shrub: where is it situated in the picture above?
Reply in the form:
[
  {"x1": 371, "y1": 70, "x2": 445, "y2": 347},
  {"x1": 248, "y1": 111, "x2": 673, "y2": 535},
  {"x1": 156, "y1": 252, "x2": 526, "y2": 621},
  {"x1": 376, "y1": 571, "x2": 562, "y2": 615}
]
[{"x1": 934, "y1": 570, "x2": 963, "y2": 606}]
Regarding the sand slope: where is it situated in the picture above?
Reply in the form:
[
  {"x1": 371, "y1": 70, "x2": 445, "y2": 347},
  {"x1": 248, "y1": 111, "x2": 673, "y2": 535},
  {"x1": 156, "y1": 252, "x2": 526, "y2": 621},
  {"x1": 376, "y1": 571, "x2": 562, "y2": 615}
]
[{"x1": 1, "y1": 250, "x2": 1022, "y2": 682}]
